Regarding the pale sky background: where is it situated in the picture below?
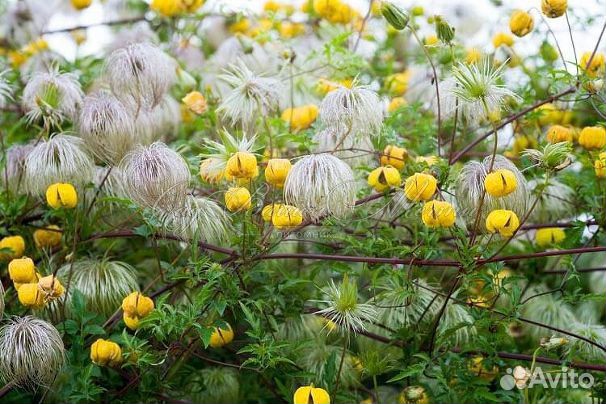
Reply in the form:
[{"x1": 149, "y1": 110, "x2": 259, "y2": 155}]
[{"x1": 39, "y1": 0, "x2": 606, "y2": 65}]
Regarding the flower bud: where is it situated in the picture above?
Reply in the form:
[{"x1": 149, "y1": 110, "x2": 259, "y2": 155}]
[
  {"x1": 540, "y1": 336, "x2": 569, "y2": 349},
  {"x1": 122, "y1": 292, "x2": 155, "y2": 318},
  {"x1": 540, "y1": 41, "x2": 559, "y2": 63},
  {"x1": 225, "y1": 187, "x2": 252, "y2": 212},
  {"x1": 404, "y1": 173, "x2": 437, "y2": 201},
  {"x1": 492, "y1": 32, "x2": 514, "y2": 48},
  {"x1": 484, "y1": 169, "x2": 518, "y2": 197},
  {"x1": 8, "y1": 257, "x2": 37, "y2": 284},
  {"x1": 580, "y1": 52, "x2": 605, "y2": 78},
  {"x1": 91, "y1": 339, "x2": 122, "y2": 367},
  {"x1": 46, "y1": 183, "x2": 78, "y2": 209},
  {"x1": 434, "y1": 16, "x2": 455, "y2": 44},
  {"x1": 182, "y1": 91, "x2": 208, "y2": 115},
  {"x1": 578, "y1": 126, "x2": 606, "y2": 150},
  {"x1": 262, "y1": 203, "x2": 283, "y2": 222},
  {"x1": 209, "y1": 323, "x2": 234, "y2": 348},
  {"x1": 388, "y1": 97, "x2": 407, "y2": 112},
  {"x1": 265, "y1": 159, "x2": 292, "y2": 188},
  {"x1": 380, "y1": 145, "x2": 407, "y2": 169},
  {"x1": 422, "y1": 200, "x2": 456, "y2": 228},
  {"x1": 0, "y1": 235, "x2": 26, "y2": 260},
  {"x1": 225, "y1": 151, "x2": 258, "y2": 179},
  {"x1": 546, "y1": 125, "x2": 573, "y2": 143},
  {"x1": 541, "y1": 0, "x2": 567, "y2": 18},
  {"x1": 293, "y1": 384, "x2": 330, "y2": 404},
  {"x1": 367, "y1": 166, "x2": 401, "y2": 192},
  {"x1": 486, "y1": 209, "x2": 520, "y2": 237},
  {"x1": 38, "y1": 275, "x2": 65, "y2": 299},
  {"x1": 18, "y1": 283, "x2": 46, "y2": 309},
  {"x1": 281, "y1": 105, "x2": 319, "y2": 131},
  {"x1": 595, "y1": 152, "x2": 606, "y2": 178},
  {"x1": 71, "y1": 0, "x2": 92, "y2": 10},
  {"x1": 381, "y1": 1, "x2": 409, "y2": 30},
  {"x1": 271, "y1": 205, "x2": 303, "y2": 229},
  {"x1": 509, "y1": 10, "x2": 534, "y2": 37},
  {"x1": 33, "y1": 225, "x2": 63, "y2": 249},
  {"x1": 535, "y1": 227, "x2": 566, "y2": 248}
]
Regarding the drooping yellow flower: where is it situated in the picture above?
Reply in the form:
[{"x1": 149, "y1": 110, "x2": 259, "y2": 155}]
[
  {"x1": 492, "y1": 32, "x2": 514, "y2": 48},
  {"x1": 180, "y1": 0, "x2": 203, "y2": 13},
  {"x1": 467, "y1": 356, "x2": 499, "y2": 382},
  {"x1": 404, "y1": 173, "x2": 437, "y2": 201},
  {"x1": 541, "y1": 0, "x2": 567, "y2": 18},
  {"x1": 465, "y1": 48, "x2": 482, "y2": 64},
  {"x1": 388, "y1": 97, "x2": 407, "y2": 112},
  {"x1": 46, "y1": 183, "x2": 78, "y2": 209},
  {"x1": 225, "y1": 187, "x2": 252, "y2": 212},
  {"x1": 91, "y1": 339, "x2": 122, "y2": 367},
  {"x1": 265, "y1": 159, "x2": 292, "y2": 188},
  {"x1": 380, "y1": 145, "x2": 408, "y2": 170},
  {"x1": 316, "y1": 78, "x2": 352, "y2": 95},
  {"x1": 579, "y1": 52, "x2": 605, "y2": 78},
  {"x1": 421, "y1": 200, "x2": 456, "y2": 228},
  {"x1": 485, "y1": 209, "x2": 520, "y2": 237},
  {"x1": 484, "y1": 169, "x2": 518, "y2": 197},
  {"x1": 271, "y1": 205, "x2": 303, "y2": 229},
  {"x1": 122, "y1": 292, "x2": 155, "y2": 318},
  {"x1": 537, "y1": 103, "x2": 564, "y2": 126},
  {"x1": 509, "y1": 10, "x2": 534, "y2": 37},
  {"x1": 398, "y1": 386, "x2": 429, "y2": 404},
  {"x1": 293, "y1": 385, "x2": 331, "y2": 404},
  {"x1": 71, "y1": 0, "x2": 92, "y2": 10},
  {"x1": 511, "y1": 135, "x2": 538, "y2": 155},
  {"x1": 33, "y1": 225, "x2": 62, "y2": 250},
  {"x1": 578, "y1": 126, "x2": 606, "y2": 150},
  {"x1": 279, "y1": 22, "x2": 306, "y2": 38},
  {"x1": 8, "y1": 257, "x2": 36, "y2": 284},
  {"x1": 546, "y1": 125, "x2": 573, "y2": 143},
  {"x1": 0, "y1": 235, "x2": 26, "y2": 260},
  {"x1": 262, "y1": 203, "x2": 283, "y2": 222},
  {"x1": 38, "y1": 275, "x2": 65, "y2": 299},
  {"x1": 209, "y1": 323, "x2": 234, "y2": 348},
  {"x1": 535, "y1": 227, "x2": 566, "y2": 247},
  {"x1": 415, "y1": 155, "x2": 439, "y2": 166},
  {"x1": 595, "y1": 152, "x2": 606, "y2": 178},
  {"x1": 225, "y1": 151, "x2": 258, "y2": 179},
  {"x1": 281, "y1": 105, "x2": 319, "y2": 131},
  {"x1": 229, "y1": 19, "x2": 251, "y2": 34},
  {"x1": 182, "y1": 91, "x2": 207, "y2": 114},
  {"x1": 385, "y1": 71, "x2": 411, "y2": 96},
  {"x1": 150, "y1": 0, "x2": 183, "y2": 16},
  {"x1": 17, "y1": 283, "x2": 46, "y2": 309},
  {"x1": 367, "y1": 166, "x2": 401, "y2": 192}
]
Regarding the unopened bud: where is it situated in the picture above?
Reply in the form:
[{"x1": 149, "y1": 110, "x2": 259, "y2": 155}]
[{"x1": 381, "y1": 1, "x2": 409, "y2": 31}]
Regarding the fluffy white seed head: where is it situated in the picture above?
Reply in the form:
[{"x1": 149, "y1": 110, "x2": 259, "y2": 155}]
[
  {"x1": 119, "y1": 142, "x2": 191, "y2": 209},
  {"x1": 375, "y1": 279, "x2": 440, "y2": 329},
  {"x1": 22, "y1": 69, "x2": 83, "y2": 127},
  {"x1": 520, "y1": 284, "x2": 576, "y2": 341},
  {"x1": 0, "y1": 69, "x2": 14, "y2": 109},
  {"x1": 0, "y1": 282, "x2": 4, "y2": 319},
  {"x1": 78, "y1": 90, "x2": 136, "y2": 164},
  {"x1": 0, "y1": 316, "x2": 65, "y2": 389},
  {"x1": 104, "y1": 42, "x2": 176, "y2": 109},
  {"x1": 436, "y1": 300, "x2": 477, "y2": 347},
  {"x1": 155, "y1": 195, "x2": 232, "y2": 243},
  {"x1": 24, "y1": 134, "x2": 95, "y2": 195},
  {"x1": 148, "y1": 95, "x2": 181, "y2": 141},
  {"x1": 105, "y1": 22, "x2": 158, "y2": 53},
  {"x1": 284, "y1": 153, "x2": 357, "y2": 222},
  {"x1": 217, "y1": 59, "x2": 282, "y2": 128},
  {"x1": 2, "y1": 143, "x2": 34, "y2": 192},
  {"x1": 56, "y1": 259, "x2": 139, "y2": 318},
  {"x1": 567, "y1": 322, "x2": 606, "y2": 362},
  {"x1": 319, "y1": 83, "x2": 383, "y2": 136},
  {"x1": 528, "y1": 178, "x2": 575, "y2": 222},
  {"x1": 455, "y1": 155, "x2": 528, "y2": 229}
]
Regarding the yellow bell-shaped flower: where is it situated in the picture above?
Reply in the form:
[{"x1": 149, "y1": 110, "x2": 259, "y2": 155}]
[
  {"x1": 209, "y1": 323, "x2": 234, "y2": 348},
  {"x1": 484, "y1": 169, "x2": 518, "y2": 197},
  {"x1": 122, "y1": 292, "x2": 155, "y2": 318},
  {"x1": 367, "y1": 166, "x2": 401, "y2": 192},
  {"x1": 293, "y1": 384, "x2": 331, "y2": 404},
  {"x1": 225, "y1": 187, "x2": 252, "y2": 212},
  {"x1": 182, "y1": 91, "x2": 208, "y2": 114},
  {"x1": 404, "y1": 173, "x2": 437, "y2": 201},
  {"x1": 0, "y1": 235, "x2": 26, "y2": 260},
  {"x1": 546, "y1": 125, "x2": 573, "y2": 143},
  {"x1": 380, "y1": 145, "x2": 407, "y2": 170},
  {"x1": 17, "y1": 283, "x2": 45, "y2": 309},
  {"x1": 38, "y1": 274, "x2": 65, "y2": 299},
  {"x1": 541, "y1": 0, "x2": 567, "y2": 18},
  {"x1": 485, "y1": 210, "x2": 520, "y2": 238},
  {"x1": 46, "y1": 183, "x2": 78, "y2": 209},
  {"x1": 594, "y1": 152, "x2": 606, "y2": 178},
  {"x1": 33, "y1": 225, "x2": 63, "y2": 249},
  {"x1": 271, "y1": 205, "x2": 303, "y2": 229},
  {"x1": 225, "y1": 151, "x2": 258, "y2": 179},
  {"x1": 265, "y1": 159, "x2": 292, "y2": 188},
  {"x1": 535, "y1": 227, "x2": 566, "y2": 247},
  {"x1": 578, "y1": 126, "x2": 606, "y2": 150},
  {"x1": 91, "y1": 338, "x2": 123, "y2": 367},
  {"x1": 8, "y1": 257, "x2": 37, "y2": 284},
  {"x1": 281, "y1": 105, "x2": 319, "y2": 131},
  {"x1": 421, "y1": 200, "x2": 456, "y2": 228},
  {"x1": 509, "y1": 10, "x2": 534, "y2": 37}
]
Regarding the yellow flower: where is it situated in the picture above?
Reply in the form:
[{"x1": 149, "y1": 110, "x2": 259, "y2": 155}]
[
  {"x1": 46, "y1": 183, "x2": 78, "y2": 209},
  {"x1": 415, "y1": 155, "x2": 439, "y2": 166},
  {"x1": 225, "y1": 187, "x2": 252, "y2": 212},
  {"x1": 545, "y1": 125, "x2": 573, "y2": 143},
  {"x1": 537, "y1": 103, "x2": 563, "y2": 125},
  {"x1": 512, "y1": 135, "x2": 538, "y2": 155},
  {"x1": 181, "y1": 91, "x2": 207, "y2": 114},
  {"x1": 367, "y1": 166, "x2": 401, "y2": 192},
  {"x1": 485, "y1": 209, "x2": 520, "y2": 237},
  {"x1": 484, "y1": 169, "x2": 518, "y2": 197},
  {"x1": 535, "y1": 227, "x2": 566, "y2": 247},
  {"x1": 492, "y1": 32, "x2": 514, "y2": 48},
  {"x1": 271, "y1": 205, "x2": 303, "y2": 229},
  {"x1": 380, "y1": 145, "x2": 408, "y2": 170},
  {"x1": 578, "y1": 126, "x2": 606, "y2": 150},
  {"x1": 225, "y1": 151, "x2": 258, "y2": 179},
  {"x1": 293, "y1": 385, "x2": 330, "y2": 404},
  {"x1": 541, "y1": 0, "x2": 567, "y2": 18},
  {"x1": 465, "y1": 48, "x2": 482, "y2": 64},
  {"x1": 8, "y1": 257, "x2": 37, "y2": 284},
  {"x1": 229, "y1": 19, "x2": 251, "y2": 34},
  {"x1": 281, "y1": 105, "x2": 319, "y2": 131},
  {"x1": 262, "y1": 203, "x2": 283, "y2": 222},
  {"x1": 38, "y1": 275, "x2": 65, "y2": 299},
  {"x1": 404, "y1": 173, "x2": 437, "y2": 201},
  {"x1": 150, "y1": 0, "x2": 183, "y2": 16},
  {"x1": 579, "y1": 52, "x2": 605, "y2": 78},
  {"x1": 279, "y1": 22, "x2": 305, "y2": 38},
  {"x1": 265, "y1": 159, "x2": 292, "y2": 188},
  {"x1": 123, "y1": 314, "x2": 140, "y2": 330},
  {"x1": 467, "y1": 356, "x2": 499, "y2": 382},
  {"x1": 33, "y1": 225, "x2": 62, "y2": 249},
  {"x1": 398, "y1": 386, "x2": 429, "y2": 404},
  {"x1": 71, "y1": 0, "x2": 92, "y2": 10},
  {"x1": 388, "y1": 97, "x2": 407, "y2": 112},
  {"x1": 316, "y1": 78, "x2": 352, "y2": 95},
  {"x1": 180, "y1": 0, "x2": 203, "y2": 13},
  {"x1": 424, "y1": 34, "x2": 439, "y2": 46},
  {"x1": 0, "y1": 235, "x2": 26, "y2": 260},
  {"x1": 421, "y1": 200, "x2": 456, "y2": 228},
  {"x1": 199, "y1": 158, "x2": 225, "y2": 184},
  {"x1": 509, "y1": 10, "x2": 534, "y2": 37},
  {"x1": 209, "y1": 323, "x2": 234, "y2": 348},
  {"x1": 122, "y1": 292, "x2": 155, "y2": 318},
  {"x1": 8, "y1": 51, "x2": 27, "y2": 68},
  {"x1": 385, "y1": 71, "x2": 411, "y2": 96},
  {"x1": 264, "y1": 0, "x2": 281, "y2": 12},
  {"x1": 91, "y1": 339, "x2": 122, "y2": 367},
  {"x1": 595, "y1": 152, "x2": 606, "y2": 178},
  {"x1": 17, "y1": 283, "x2": 46, "y2": 309}
]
